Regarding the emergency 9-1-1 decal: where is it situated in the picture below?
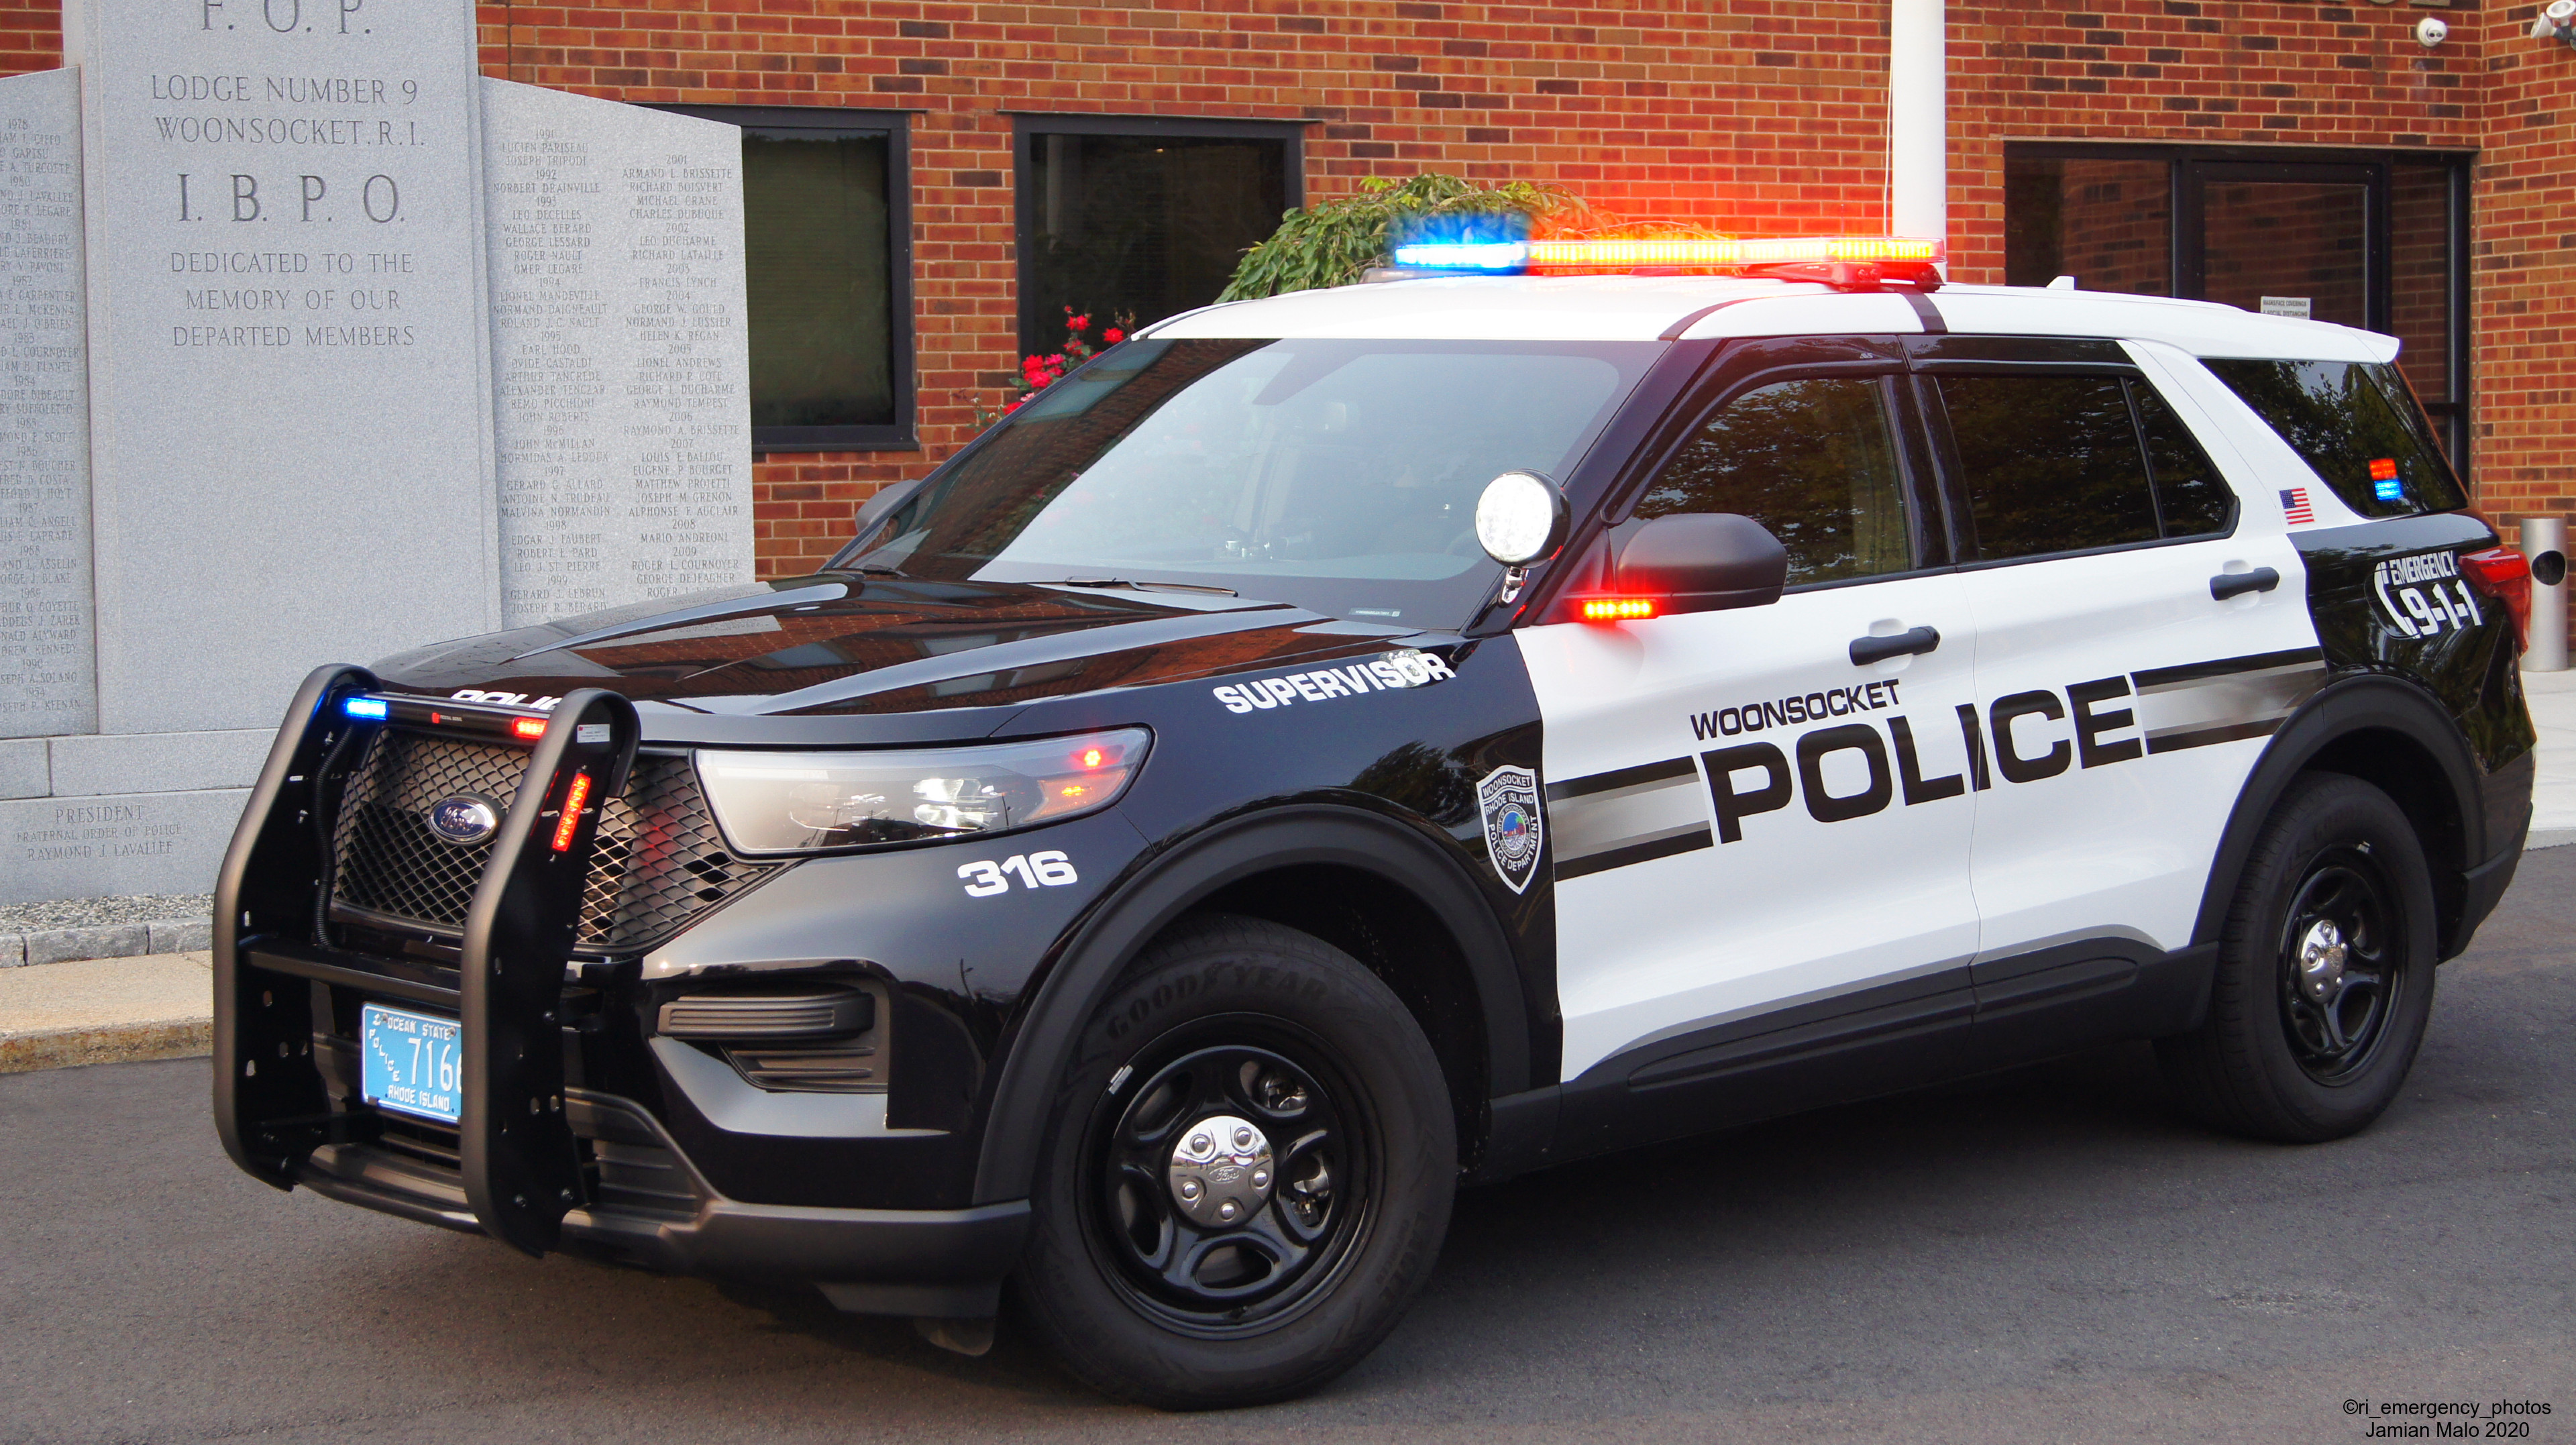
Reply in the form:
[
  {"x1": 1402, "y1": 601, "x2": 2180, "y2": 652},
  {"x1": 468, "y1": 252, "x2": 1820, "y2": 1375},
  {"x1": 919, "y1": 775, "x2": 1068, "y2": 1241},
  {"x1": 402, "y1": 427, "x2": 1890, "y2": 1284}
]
[
  {"x1": 2369, "y1": 549, "x2": 2481, "y2": 639},
  {"x1": 1476, "y1": 765, "x2": 1544, "y2": 894}
]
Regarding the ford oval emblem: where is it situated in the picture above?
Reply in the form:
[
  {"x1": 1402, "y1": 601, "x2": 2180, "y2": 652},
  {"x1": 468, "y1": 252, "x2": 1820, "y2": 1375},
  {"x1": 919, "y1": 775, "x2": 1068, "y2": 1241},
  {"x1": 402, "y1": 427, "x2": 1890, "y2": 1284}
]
[{"x1": 427, "y1": 794, "x2": 502, "y2": 847}]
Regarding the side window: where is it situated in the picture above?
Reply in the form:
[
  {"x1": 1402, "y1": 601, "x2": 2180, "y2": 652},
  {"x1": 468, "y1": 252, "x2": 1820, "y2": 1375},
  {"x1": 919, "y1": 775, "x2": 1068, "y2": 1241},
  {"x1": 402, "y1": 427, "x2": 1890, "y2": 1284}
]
[
  {"x1": 1941, "y1": 375, "x2": 2161, "y2": 559},
  {"x1": 2202, "y1": 358, "x2": 2469, "y2": 518},
  {"x1": 665, "y1": 105, "x2": 916, "y2": 450},
  {"x1": 2132, "y1": 382, "x2": 2237, "y2": 538},
  {"x1": 1634, "y1": 376, "x2": 1916, "y2": 587}
]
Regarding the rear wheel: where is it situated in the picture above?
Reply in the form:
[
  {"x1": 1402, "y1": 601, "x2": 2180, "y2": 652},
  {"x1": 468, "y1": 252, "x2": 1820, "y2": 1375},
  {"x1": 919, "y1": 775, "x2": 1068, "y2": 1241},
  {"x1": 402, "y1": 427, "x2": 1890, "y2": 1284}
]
[
  {"x1": 1014, "y1": 914, "x2": 1455, "y2": 1409},
  {"x1": 2157, "y1": 773, "x2": 2439, "y2": 1142}
]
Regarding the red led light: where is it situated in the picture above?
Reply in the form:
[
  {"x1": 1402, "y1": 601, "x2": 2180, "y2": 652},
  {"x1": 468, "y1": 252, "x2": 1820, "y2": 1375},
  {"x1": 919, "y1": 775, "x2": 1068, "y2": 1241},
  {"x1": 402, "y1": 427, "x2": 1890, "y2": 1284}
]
[
  {"x1": 551, "y1": 772, "x2": 593, "y2": 853},
  {"x1": 2369, "y1": 458, "x2": 2399, "y2": 482},
  {"x1": 1580, "y1": 598, "x2": 1659, "y2": 622},
  {"x1": 512, "y1": 717, "x2": 547, "y2": 741},
  {"x1": 1071, "y1": 743, "x2": 1119, "y2": 770}
]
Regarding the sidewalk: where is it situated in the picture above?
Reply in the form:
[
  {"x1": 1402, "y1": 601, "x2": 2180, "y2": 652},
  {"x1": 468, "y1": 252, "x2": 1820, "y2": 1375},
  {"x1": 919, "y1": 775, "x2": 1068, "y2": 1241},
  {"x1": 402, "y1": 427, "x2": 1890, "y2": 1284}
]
[
  {"x1": 7, "y1": 675, "x2": 2575, "y2": 1075},
  {"x1": 0, "y1": 951, "x2": 212, "y2": 1074},
  {"x1": 2522, "y1": 669, "x2": 2576, "y2": 850}
]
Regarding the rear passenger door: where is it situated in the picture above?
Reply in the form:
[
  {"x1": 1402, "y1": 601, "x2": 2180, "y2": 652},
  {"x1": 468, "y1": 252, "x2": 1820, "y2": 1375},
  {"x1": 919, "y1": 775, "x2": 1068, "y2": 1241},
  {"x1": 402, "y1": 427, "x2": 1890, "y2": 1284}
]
[{"x1": 1919, "y1": 337, "x2": 2322, "y2": 982}]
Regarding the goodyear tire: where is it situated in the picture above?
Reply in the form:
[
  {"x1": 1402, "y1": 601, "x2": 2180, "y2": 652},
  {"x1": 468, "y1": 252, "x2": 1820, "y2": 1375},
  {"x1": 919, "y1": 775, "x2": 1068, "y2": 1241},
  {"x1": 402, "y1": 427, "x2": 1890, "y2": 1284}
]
[
  {"x1": 2157, "y1": 773, "x2": 2440, "y2": 1142},
  {"x1": 1014, "y1": 914, "x2": 1456, "y2": 1409}
]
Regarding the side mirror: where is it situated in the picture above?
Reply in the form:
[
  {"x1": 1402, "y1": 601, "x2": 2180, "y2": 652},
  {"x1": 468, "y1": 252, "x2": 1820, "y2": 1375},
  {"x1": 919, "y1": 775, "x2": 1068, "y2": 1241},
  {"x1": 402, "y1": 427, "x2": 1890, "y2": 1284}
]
[
  {"x1": 1475, "y1": 471, "x2": 1571, "y2": 567},
  {"x1": 1614, "y1": 513, "x2": 1788, "y2": 614}
]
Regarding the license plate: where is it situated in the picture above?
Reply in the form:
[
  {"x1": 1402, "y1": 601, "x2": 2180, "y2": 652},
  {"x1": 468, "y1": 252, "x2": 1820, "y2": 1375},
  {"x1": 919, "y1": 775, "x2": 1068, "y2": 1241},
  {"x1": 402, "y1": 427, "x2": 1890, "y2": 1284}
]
[{"x1": 360, "y1": 1004, "x2": 463, "y2": 1124}]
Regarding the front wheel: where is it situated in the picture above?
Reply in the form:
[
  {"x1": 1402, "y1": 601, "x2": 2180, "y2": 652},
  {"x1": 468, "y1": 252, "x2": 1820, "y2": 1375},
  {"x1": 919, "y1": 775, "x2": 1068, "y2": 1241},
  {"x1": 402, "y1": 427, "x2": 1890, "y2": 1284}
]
[
  {"x1": 1014, "y1": 914, "x2": 1456, "y2": 1409},
  {"x1": 2157, "y1": 773, "x2": 2440, "y2": 1142}
]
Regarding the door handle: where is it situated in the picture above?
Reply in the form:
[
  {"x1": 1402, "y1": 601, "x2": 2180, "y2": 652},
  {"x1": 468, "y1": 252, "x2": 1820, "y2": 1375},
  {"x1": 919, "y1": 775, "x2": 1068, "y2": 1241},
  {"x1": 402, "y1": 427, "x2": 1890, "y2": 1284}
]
[
  {"x1": 2210, "y1": 567, "x2": 2281, "y2": 602},
  {"x1": 1849, "y1": 625, "x2": 1941, "y2": 666}
]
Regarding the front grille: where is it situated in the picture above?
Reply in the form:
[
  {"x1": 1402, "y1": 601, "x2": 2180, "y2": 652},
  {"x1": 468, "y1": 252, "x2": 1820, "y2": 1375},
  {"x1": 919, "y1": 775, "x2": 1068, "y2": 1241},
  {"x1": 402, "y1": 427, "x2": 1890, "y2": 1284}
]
[{"x1": 330, "y1": 731, "x2": 776, "y2": 953}]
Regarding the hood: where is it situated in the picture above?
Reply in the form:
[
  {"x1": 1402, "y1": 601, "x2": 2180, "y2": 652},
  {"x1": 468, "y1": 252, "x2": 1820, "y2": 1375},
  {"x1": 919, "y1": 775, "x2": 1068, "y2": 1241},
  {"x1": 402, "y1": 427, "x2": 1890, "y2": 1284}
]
[{"x1": 369, "y1": 574, "x2": 1425, "y2": 719}]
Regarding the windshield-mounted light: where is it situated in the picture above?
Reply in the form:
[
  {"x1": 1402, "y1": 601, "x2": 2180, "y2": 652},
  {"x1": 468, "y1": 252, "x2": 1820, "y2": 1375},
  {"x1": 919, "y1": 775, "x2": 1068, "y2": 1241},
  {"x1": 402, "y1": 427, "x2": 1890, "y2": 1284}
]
[{"x1": 696, "y1": 729, "x2": 1152, "y2": 855}]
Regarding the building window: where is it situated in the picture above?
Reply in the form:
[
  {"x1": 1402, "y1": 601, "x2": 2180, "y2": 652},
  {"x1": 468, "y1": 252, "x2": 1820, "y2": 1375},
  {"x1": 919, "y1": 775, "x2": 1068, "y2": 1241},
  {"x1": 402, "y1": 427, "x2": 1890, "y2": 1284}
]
[
  {"x1": 665, "y1": 106, "x2": 914, "y2": 452},
  {"x1": 1013, "y1": 115, "x2": 1301, "y2": 356},
  {"x1": 2003, "y1": 144, "x2": 2471, "y2": 475}
]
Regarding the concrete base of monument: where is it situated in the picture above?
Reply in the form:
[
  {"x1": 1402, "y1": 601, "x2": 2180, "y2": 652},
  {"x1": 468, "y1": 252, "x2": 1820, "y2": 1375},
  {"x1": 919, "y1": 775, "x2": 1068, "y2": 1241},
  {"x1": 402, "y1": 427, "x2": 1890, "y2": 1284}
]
[{"x1": 0, "y1": 725, "x2": 266, "y2": 904}]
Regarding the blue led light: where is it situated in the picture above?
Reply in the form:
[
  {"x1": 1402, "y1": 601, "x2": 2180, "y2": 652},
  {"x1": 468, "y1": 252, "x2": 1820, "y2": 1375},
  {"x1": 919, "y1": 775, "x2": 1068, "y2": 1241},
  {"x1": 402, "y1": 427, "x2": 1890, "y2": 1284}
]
[
  {"x1": 1390, "y1": 240, "x2": 1532, "y2": 272},
  {"x1": 343, "y1": 697, "x2": 389, "y2": 719},
  {"x1": 2374, "y1": 477, "x2": 2406, "y2": 502},
  {"x1": 1388, "y1": 210, "x2": 1534, "y2": 274}
]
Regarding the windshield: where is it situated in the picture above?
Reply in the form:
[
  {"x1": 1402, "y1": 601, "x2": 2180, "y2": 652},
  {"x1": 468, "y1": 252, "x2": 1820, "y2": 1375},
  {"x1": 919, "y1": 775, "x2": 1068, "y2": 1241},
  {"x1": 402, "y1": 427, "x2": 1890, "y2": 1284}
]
[{"x1": 832, "y1": 337, "x2": 1658, "y2": 629}]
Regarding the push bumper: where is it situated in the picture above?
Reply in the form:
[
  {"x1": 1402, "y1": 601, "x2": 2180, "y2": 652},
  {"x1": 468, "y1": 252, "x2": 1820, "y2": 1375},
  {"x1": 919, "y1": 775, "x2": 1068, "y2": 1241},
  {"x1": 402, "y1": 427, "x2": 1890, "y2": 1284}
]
[{"x1": 213, "y1": 665, "x2": 1024, "y2": 1316}]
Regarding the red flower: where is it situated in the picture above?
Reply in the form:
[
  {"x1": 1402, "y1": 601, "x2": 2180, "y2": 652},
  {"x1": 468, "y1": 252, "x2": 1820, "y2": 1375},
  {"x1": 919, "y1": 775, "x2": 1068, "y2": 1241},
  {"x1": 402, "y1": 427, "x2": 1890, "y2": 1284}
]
[
  {"x1": 1103, "y1": 327, "x2": 1124, "y2": 344},
  {"x1": 1068, "y1": 313, "x2": 1091, "y2": 331}
]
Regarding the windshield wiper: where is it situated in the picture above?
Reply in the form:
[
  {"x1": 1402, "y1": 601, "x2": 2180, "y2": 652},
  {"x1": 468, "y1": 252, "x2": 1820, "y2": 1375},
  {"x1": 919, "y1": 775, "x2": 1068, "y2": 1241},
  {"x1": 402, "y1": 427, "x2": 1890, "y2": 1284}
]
[{"x1": 1044, "y1": 578, "x2": 1240, "y2": 596}]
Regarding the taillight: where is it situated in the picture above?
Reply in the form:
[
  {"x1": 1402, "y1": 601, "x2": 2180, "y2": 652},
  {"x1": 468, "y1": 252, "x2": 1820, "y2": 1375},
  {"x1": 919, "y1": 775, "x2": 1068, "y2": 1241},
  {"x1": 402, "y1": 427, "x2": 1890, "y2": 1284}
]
[{"x1": 2461, "y1": 547, "x2": 2532, "y2": 651}]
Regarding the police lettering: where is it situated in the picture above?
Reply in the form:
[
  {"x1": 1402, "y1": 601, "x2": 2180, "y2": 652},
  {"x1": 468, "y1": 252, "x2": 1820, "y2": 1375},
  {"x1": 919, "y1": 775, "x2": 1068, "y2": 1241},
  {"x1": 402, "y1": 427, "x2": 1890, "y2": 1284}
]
[{"x1": 1702, "y1": 675, "x2": 2138, "y2": 843}]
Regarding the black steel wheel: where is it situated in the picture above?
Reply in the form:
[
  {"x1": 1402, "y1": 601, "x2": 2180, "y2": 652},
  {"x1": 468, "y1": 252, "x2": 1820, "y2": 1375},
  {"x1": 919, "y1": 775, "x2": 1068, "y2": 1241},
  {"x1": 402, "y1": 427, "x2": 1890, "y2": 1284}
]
[
  {"x1": 1086, "y1": 1034, "x2": 1371, "y2": 1333},
  {"x1": 2159, "y1": 773, "x2": 2439, "y2": 1142},
  {"x1": 1016, "y1": 914, "x2": 1455, "y2": 1409},
  {"x1": 2274, "y1": 851, "x2": 2402, "y2": 1082}
]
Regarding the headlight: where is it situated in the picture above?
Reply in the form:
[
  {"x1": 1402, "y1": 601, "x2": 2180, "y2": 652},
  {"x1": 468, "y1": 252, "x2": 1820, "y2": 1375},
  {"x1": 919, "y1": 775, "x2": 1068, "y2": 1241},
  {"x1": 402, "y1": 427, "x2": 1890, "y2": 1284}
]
[{"x1": 695, "y1": 729, "x2": 1150, "y2": 855}]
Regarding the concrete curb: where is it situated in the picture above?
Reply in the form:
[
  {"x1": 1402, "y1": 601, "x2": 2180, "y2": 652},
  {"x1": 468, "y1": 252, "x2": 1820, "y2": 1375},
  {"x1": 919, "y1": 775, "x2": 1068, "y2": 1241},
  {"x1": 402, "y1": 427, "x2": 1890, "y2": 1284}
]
[
  {"x1": 0, "y1": 918, "x2": 210, "y2": 969},
  {"x1": 0, "y1": 1018, "x2": 211, "y2": 1074}
]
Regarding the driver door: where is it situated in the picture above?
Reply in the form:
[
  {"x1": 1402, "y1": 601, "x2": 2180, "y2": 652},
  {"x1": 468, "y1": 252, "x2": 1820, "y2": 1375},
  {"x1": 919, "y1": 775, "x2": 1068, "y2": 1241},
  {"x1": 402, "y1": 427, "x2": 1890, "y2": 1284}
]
[{"x1": 1518, "y1": 353, "x2": 1984, "y2": 1104}]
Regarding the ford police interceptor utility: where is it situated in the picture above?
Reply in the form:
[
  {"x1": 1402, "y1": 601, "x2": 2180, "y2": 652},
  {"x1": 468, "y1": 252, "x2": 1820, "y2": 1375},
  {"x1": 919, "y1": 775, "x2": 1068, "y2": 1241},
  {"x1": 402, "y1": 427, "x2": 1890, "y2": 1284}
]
[{"x1": 213, "y1": 238, "x2": 2536, "y2": 1409}]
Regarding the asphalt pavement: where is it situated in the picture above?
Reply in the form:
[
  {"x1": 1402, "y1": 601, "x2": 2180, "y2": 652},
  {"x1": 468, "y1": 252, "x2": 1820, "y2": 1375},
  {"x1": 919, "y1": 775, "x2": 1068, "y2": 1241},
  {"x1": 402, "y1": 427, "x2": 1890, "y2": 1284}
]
[{"x1": 5, "y1": 851, "x2": 2573, "y2": 1444}]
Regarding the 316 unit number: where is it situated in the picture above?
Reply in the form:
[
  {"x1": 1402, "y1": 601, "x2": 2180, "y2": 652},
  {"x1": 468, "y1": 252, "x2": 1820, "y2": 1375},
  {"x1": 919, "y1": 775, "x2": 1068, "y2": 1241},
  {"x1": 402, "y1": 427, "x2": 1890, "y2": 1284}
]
[{"x1": 959, "y1": 850, "x2": 1078, "y2": 897}]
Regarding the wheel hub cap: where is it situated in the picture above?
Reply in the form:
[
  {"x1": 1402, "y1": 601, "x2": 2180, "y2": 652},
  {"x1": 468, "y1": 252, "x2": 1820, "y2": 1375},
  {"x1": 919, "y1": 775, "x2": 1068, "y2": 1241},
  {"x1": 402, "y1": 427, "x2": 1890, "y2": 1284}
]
[
  {"x1": 2296, "y1": 918, "x2": 2349, "y2": 1001},
  {"x1": 1167, "y1": 1114, "x2": 1274, "y2": 1227}
]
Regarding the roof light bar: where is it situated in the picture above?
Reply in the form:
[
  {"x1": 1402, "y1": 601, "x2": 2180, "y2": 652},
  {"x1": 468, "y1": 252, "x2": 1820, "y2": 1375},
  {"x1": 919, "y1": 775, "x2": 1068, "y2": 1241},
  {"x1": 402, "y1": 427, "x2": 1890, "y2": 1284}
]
[{"x1": 1389, "y1": 235, "x2": 1945, "y2": 274}]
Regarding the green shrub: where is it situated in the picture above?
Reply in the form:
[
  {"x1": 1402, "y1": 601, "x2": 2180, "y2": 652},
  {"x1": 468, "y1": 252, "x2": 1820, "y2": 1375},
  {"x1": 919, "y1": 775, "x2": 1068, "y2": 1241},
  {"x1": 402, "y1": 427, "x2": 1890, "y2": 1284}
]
[{"x1": 1217, "y1": 172, "x2": 1584, "y2": 301}]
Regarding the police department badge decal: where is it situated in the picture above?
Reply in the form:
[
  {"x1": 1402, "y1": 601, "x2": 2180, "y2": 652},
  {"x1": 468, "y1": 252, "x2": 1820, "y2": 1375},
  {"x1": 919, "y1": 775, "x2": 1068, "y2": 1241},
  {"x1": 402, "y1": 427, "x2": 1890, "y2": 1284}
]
[{"x1": 1477, "y1": 765, "x2": 1544, "y2": 895}]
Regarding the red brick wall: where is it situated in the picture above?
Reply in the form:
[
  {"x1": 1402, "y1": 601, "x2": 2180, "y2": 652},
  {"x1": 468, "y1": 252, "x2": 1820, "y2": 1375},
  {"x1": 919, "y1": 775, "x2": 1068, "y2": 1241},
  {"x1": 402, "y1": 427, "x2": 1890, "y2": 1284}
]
[
  {"x1": 0, "y1": 0, "x2": 56, "y2": 75},
  {"x1": 469, "y1": 0, "x2": 1913, "y2": 575},
  {"x1": 8, "y1": 1, "x2": 2565, "y2": 592}
]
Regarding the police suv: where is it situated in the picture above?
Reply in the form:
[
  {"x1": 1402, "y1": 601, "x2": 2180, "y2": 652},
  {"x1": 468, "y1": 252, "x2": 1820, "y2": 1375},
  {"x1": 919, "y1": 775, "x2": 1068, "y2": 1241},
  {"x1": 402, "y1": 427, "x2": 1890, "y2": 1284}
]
[{"x1": 213, "y1": 242, "x2": 2536, "y2": 1409}]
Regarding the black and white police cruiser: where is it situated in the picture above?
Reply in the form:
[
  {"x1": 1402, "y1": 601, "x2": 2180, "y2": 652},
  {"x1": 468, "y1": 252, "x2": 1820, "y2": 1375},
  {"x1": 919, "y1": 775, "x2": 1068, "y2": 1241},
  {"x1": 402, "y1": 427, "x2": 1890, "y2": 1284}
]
[{"x1": 213, "y1": 237, "x2": 2538, "y2": 1409}]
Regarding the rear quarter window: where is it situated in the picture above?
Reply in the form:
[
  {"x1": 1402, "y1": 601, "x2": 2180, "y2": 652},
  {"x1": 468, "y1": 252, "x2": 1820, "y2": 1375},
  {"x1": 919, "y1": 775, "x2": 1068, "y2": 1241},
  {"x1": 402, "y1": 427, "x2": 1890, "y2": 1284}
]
[{"x1": 2202, "y1": 358, "x2": 2468, "y2": 519}]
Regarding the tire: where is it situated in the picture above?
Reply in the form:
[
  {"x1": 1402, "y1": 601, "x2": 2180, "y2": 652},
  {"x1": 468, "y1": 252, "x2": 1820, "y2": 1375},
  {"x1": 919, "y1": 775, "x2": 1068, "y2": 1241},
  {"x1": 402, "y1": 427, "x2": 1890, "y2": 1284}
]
[
  {"x1": 2157, "y1": 773, "x2": 2440, "y2": 1142},
  {"x1": 1013, "y1": 914, "x2": 1456, "y2": 1409}
]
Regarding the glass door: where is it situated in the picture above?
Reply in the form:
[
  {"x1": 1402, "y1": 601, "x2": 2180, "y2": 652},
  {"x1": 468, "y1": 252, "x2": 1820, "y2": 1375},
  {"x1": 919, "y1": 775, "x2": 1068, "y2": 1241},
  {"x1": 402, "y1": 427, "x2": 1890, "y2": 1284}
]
[{"x1": 2182, "y1": 162, "x2": 2381, "y2": 330}]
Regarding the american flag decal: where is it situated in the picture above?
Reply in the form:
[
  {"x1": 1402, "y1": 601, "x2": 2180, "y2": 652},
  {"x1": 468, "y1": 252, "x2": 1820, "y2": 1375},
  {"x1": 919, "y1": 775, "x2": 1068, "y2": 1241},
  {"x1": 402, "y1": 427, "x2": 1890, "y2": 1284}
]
[{"x1": 2280, "y1": 487, "x2": 2316, "y2": 525}]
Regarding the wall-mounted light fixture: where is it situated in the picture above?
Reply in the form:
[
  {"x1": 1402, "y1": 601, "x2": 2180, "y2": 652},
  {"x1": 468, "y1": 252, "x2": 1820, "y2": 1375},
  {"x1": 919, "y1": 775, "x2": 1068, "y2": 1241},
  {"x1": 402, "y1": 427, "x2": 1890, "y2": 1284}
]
[{"x1": 2533, "y1": 0, "x2": 2576, "y2": 50}]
